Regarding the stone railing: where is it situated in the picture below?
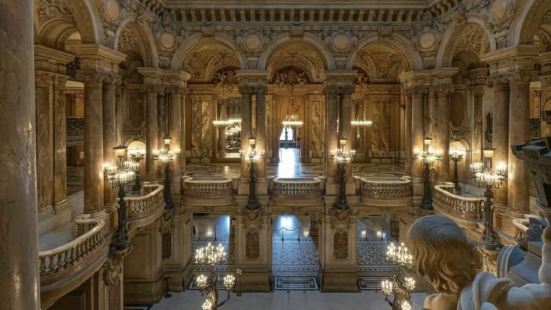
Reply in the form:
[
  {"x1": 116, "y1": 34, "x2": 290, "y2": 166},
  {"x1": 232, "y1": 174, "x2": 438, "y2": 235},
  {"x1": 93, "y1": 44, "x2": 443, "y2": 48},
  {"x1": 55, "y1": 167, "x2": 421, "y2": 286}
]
[
  {"x1": 39, "y1": 216, "x2": 105, "y2": 278},
  {"x1": 270, "y1": 177, "x2": 323, "y2": 206},
  {"x1": 433, "y1": 183, "x2": 485, "y2": 222},
  {"x1": 125, "y1": 184, "x2": 164, "y2": 220},
  {"x1": 358, "y1": 176, "x2": 412, "y2": 207},
  {"x1": 39, "y1": 214, "x2": 109, "y2": 310},
  {"x1": 182, "y1": 176, "x2": 235, "y2": 207}
]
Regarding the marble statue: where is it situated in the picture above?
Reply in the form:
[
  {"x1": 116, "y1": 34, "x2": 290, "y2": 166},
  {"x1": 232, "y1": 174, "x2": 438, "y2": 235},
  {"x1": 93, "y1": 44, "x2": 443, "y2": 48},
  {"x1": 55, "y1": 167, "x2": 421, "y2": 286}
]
[{"x1": 407, "y1": 215, "x2": 551, "y2": 310}]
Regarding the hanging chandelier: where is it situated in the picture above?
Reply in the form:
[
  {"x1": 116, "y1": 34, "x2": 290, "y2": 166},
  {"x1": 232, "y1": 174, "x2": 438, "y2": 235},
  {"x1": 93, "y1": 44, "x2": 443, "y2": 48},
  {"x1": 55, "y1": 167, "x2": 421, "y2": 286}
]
[
  {"x1": 278, "y1": 53, "x2": 304, "y2": 127},
  {"x1": 351, "y1": 52, "x2": 372, "y2": 127},
  {"x1": 213, "y1": 54, "x2": 241, "y2": 127}
]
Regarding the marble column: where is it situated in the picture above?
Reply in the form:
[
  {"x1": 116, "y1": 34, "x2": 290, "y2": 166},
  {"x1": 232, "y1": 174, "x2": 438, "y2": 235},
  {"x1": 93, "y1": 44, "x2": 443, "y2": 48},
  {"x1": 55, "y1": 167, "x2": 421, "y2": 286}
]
[
  {"x1": 434, "y1": 88, "x2": 450, "y2": 181},
  {"x1": 324, "y1": 86, "x2": 339, "y2": 183},
  {"x1": 341, "y1": 86, "x2": 355, "y2": 185},
  {"x1": 170, "y1": 88, "x2": 183, "y2": 191},
  {"x1": 180, "y1": 90, "x2": 188, "y2": 176},
  {"x1": 255, "y1": 85, "x2": 267, "y2": 178},
  {"x1": 404, "y1": 93, "x2": 413, "y2": 174},
  {"x1": 239, "y1": 85, "x2": 253, "y2": 180},
  {"x1": 53, "y1": 76, "x2": 67, "y2": 206},
  {"x1": 0, "y1": 0, "x2": 40, "y2": 307},
  {"x1": 493, "y1": 82, "x2": 509, "y2": 205},
  {"x1": 103, "y1": 78, "x2": 117, "y2": 206},
  {"x1": 411, "y1": 88, "x2": 425, "y2": 204},
  {"x1": 508, "y1": 77, "x2": 531, "y2": 214},
  {"x1": 146, "y1": 86, "x2": 159, "y2": 180},
  {"x1": 83, "y1": 73, "x2": 105, "y2": 213},
  {"x1": 35, "y1": 73, "x2": 55, "y2": 211}
]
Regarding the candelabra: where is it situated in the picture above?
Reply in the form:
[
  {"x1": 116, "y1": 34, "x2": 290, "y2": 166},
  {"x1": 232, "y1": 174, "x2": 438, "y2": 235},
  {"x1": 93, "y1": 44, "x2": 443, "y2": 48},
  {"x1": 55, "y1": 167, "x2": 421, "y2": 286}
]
[
  {"x1": 449, "y1": 147, "x2": 465, "y2": 193},
  {"x1": 381, "y1": 242, "x2": 415, "y2": 310},
  {"x1": 243, "y1": 137, "x2": 261, "y2": 210},
  {"x1": 153, "y1": 137, "x2": 179, "y2": 210},
  {"x1": 415, "y1": 138, "x2": 441, "y2": 210},
  {"x1": 470, "y1": 148, "x2": 507, "y2": 250},
  {"x1": 330, "y1": 138, "x2": 355, "y2": 210},
  {"x1": 104, "y1": 145, "x2": 136, "y2": 250},
  {"x1": 194, "y1": 243, "x2": 236, "y2": 310},
  {"x1": 126, "y1": 146, "x2": 145, "y2": 193}
]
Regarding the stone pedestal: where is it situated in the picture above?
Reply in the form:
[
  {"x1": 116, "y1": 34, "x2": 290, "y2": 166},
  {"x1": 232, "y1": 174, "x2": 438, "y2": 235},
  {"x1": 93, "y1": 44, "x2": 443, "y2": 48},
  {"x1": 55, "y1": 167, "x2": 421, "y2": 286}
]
[
  {"x1": 0, "y1": 0, "x2": 40, "y2": 307},
  {"x1": 235, "y1": 209, "x2": 271, "y2": 292}
]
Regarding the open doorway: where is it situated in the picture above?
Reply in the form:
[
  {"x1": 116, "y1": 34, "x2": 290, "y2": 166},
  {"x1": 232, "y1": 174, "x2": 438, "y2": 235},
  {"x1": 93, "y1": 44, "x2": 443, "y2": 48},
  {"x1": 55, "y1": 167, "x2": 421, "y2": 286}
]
[{"x1": 271, "y1": 214, "x2": 320, "y2": 291}]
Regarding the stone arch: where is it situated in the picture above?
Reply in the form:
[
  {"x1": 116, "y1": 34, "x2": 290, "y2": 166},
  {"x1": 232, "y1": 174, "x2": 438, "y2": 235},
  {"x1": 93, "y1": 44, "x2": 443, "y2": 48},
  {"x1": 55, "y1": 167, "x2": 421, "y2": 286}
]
[
  {"x1": 258, "y1": 33, "x2": 336, "y2": 71},
  {"x1": 511, "y1": 0, "x2": 551, "y2": 46},
  {"x1": 34, "y1": 0, "x2": 103, "y2": 48},
  {"x1": 114, "y1": 17, "x2": 159, "y2": 67},
  {"x1": 68, "y1": 0, "x2": 104, "y2": 44},
  {"x1": 437, "y1": 19, "x2": 494, "y2": 67},
  {"x1": 347, "y1": 33, "x2": 423, "y2": 71},
  {"x1": 264, "y1": 40, "x2": 328, "y2": 83},
  {"x1": 170, "y1": 33, "x2": 246, "y2": 70}
]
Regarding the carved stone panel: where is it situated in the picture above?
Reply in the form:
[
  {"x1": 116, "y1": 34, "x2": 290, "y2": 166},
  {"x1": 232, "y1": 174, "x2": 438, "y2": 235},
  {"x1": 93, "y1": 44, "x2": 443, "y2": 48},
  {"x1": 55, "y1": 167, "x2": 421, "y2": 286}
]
[
  {"x1": 246, "y1": 229, "x2": 260, "y2": 259},
  {"x1": 334, "y1": 231, "x2": 348, "y2": 259}
]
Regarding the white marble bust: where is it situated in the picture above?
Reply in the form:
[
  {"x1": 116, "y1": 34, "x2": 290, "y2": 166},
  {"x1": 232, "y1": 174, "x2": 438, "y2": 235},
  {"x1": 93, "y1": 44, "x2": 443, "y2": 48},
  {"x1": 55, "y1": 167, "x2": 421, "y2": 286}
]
[{"x1": 407, "y1": 215, "x2": 551, "y2": 310}]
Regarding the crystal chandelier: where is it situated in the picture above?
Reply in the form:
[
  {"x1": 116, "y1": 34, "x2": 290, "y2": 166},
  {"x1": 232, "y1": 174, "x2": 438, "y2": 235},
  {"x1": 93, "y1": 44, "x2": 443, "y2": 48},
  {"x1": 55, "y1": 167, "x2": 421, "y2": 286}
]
[
  {"x1": 381, "y1": 242, "x2": 416, "y2": 310},
  {"x1": 278, "y1": 53, "x2": 304, "y2": 127},
  {"x1": 194, "y1": 243, "x2": 236, "y2": 310},
  {"x1": 213, "y1": 54, "x2": 241, "y2": 127}
]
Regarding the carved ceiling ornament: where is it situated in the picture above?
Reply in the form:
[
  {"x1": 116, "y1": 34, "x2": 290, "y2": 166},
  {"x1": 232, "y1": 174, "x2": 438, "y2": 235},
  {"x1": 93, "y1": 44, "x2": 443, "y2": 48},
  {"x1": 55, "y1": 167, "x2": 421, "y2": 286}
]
[
  {"x1": 101, "y1": 0, "x2": 120, "y2": 22},
  {"x1": 184, "y1": 43, "x2": 240, "y2": 82},
  {"x1": 36, "y1": 0, "x2": 74, "y2": 25},
  {"x1": 451, "y1": 23, "x2": 490, "y2": 58},
  {"x1": 354, "y1": 44, "x2": 405, "y2": 83},
  {"x1": 118, "y1": 24, "x2": 142, "y2": 57}
]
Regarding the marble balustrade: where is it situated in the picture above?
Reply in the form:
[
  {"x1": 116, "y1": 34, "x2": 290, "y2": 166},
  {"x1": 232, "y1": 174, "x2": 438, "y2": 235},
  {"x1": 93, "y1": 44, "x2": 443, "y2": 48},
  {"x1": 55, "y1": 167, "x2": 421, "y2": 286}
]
[
  {"x1": 270, "y1": 177, "x2": 324, "y2": 207},
  {"x1": 39, "y1": 216, "x2": 105, "y2": 278},
  {"x1": 125, "y1": 184, "x2": 165, "y2": 220},
  {"x1": 358, "y1": 176, "x2": 412, "y2": 207},
  {"x1": 433, "y1": 183, "x2": 485, "y2": 221},
  {"x1": 181, "y1": 176, "x2": 235, "y2": 207}
]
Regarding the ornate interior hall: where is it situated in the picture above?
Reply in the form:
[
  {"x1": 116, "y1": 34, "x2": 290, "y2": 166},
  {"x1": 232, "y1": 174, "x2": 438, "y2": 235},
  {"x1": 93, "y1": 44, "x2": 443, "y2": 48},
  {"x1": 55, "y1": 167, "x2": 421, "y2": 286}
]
[{"x1": 2, "y1": 0, "x2": 551, "y2": 309}]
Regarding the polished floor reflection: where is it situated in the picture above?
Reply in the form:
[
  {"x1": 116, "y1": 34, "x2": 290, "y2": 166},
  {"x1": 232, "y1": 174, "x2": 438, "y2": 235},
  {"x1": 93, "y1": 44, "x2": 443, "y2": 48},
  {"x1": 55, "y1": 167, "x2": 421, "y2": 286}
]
[{"x1": 276, "y1": 148, "x2": 302, "y2": 177}]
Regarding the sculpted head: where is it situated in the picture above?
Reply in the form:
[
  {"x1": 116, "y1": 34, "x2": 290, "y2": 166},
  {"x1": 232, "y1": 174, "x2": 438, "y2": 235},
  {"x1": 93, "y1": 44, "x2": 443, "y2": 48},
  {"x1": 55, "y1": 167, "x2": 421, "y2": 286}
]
[{"x1": 407, "y1": 215, "x2": 482, "y2": 294}]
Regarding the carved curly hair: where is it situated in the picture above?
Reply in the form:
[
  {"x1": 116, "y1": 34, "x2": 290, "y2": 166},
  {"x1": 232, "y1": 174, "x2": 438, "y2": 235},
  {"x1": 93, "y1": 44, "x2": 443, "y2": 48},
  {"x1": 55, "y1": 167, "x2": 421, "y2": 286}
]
[{"x1": 407, "y1": 215, "x2": 482, "y2": 294}]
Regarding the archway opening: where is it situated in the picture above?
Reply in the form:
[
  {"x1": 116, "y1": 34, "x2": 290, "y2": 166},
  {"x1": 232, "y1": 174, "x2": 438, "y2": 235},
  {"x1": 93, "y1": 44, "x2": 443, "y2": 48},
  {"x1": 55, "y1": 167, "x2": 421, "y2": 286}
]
[{"x1": 271, "y1": 213, "x2": 320, "y2": 291}]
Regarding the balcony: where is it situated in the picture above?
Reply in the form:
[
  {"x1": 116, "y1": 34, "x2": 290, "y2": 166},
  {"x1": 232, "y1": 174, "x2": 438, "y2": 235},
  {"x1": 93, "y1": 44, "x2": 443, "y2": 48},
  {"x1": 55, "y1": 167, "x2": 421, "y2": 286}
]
[
  {"x1": 39, "y1": 215, "x2": 108, "y2": 309},
  {"x1": 181, "y1": 176, "x2": 236, "y2": 209},
  {"x1": 125, "y1": 183, "x2": 165, "y2": 230},
  {"x1": 358, "y1": 176, "x2": 412, "y2": 208},
  {"x1": 433, "y1": 183, "x2": 485, "y2": 228},
  {"x1": 269, "y1": 177, "x2": 324, "y2": 210}
]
